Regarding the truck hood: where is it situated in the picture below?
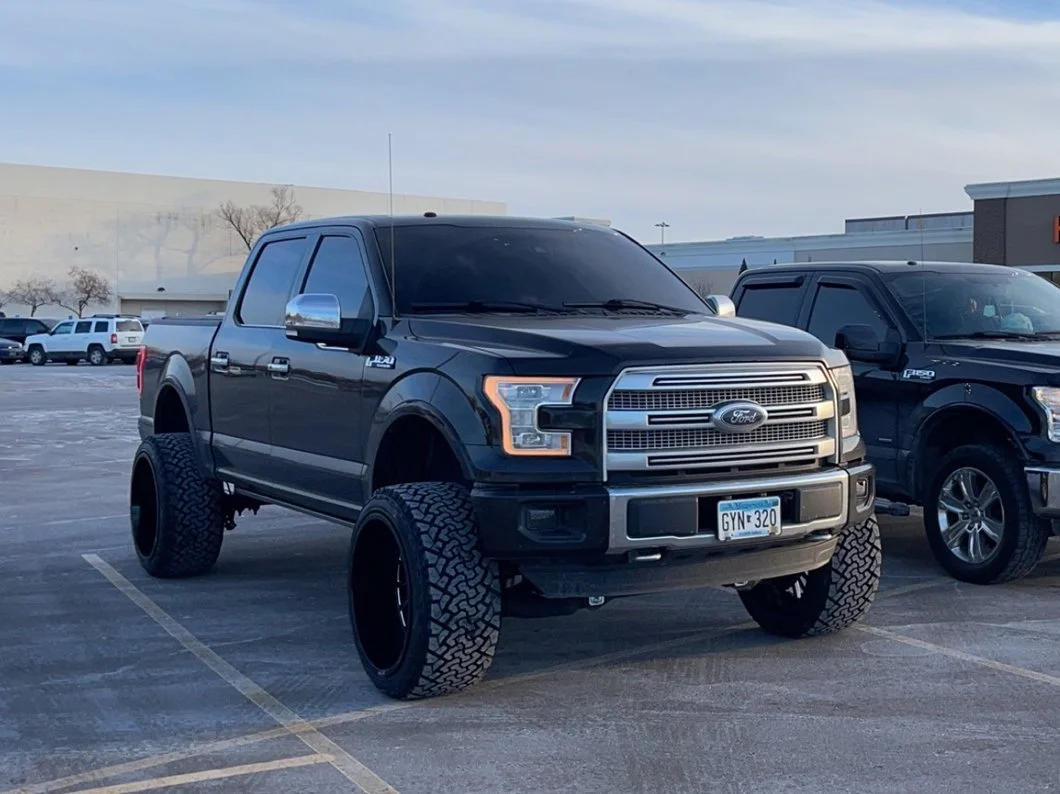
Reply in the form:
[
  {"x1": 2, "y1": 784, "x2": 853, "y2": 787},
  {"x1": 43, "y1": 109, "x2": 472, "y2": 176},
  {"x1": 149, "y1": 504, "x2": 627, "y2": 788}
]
[
  {"x1": 408, "y1": 313, "x2": 841, "y2": 375},
  {"x1": 935, "y1": 339, "x2": 1060, "y2": 379}
]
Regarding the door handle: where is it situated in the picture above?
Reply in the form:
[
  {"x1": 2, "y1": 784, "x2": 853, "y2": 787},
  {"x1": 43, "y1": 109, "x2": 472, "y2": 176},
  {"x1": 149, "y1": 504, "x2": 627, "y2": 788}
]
[
  {"x1": 267, "y1": 359, "x2": 290, "y2": 375},
  {"x1": 210, "y1": 352, "x2": 229, "y2": 371}
]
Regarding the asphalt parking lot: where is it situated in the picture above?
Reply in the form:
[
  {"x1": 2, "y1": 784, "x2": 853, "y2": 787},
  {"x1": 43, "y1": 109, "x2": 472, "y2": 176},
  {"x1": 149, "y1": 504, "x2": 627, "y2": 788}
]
[{"x1": 2, "y1": 363, "x2": 1059, "y2": 794}]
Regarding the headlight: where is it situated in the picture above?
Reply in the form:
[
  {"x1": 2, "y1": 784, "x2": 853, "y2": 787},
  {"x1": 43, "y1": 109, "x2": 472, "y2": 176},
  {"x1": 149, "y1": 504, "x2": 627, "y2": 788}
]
[
  {"x1": 1031, "y1": 386, "x2": 1060, "y2": 441},
  {"x1": 831, "y1": 365, "x2": 858, "y2": 439},
  {"x1": 483, "y1": 376, "x2": 580, "y2": 456}
]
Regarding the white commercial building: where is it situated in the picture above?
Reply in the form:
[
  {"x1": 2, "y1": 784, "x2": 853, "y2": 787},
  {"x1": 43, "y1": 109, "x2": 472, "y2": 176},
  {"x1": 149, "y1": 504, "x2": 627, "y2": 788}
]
[
  {"x1": 0, "y1": 162, "x2": 507, "y2": 319},
  {"x1": 646, "y1": 211, "x2": 975, "y2": 296}
]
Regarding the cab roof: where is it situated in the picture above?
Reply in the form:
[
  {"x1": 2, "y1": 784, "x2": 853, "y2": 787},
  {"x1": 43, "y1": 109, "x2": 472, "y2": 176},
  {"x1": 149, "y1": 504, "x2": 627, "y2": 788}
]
[{"x1": 750, "y1": 260, "x2": 1011, "y2": 276}]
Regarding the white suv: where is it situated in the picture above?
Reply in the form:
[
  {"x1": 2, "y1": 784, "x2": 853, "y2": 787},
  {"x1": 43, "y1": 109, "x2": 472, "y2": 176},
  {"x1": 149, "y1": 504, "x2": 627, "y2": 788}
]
[{"x1": 25, "y1": 315, "x2": 145, "y2": 366}]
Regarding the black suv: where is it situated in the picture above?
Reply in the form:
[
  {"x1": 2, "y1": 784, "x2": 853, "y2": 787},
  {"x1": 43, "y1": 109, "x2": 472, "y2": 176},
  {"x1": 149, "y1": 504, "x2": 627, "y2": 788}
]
[{"x1": 731, "y1": 260, "x2": 1060, "y2": 585}]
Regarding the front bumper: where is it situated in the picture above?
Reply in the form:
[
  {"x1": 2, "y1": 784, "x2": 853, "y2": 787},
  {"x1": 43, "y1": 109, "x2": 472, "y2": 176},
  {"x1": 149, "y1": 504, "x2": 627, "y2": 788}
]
[
  {"x1": 1025, "y1": 466, "x2": 1060, "y2": 518},
  {"x1": 471, "y1": 462, "x2": 876, "y2": 559},
  {"x1": 0, "y1": 347, "x2": 24, "y2": 360}
]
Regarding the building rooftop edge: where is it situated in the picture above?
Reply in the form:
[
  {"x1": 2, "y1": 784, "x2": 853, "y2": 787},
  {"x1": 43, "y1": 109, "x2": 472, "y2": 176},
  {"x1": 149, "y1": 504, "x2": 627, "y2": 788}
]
[{"x1": 964, "y1": 176, "x2": 1060, "y2": 201}]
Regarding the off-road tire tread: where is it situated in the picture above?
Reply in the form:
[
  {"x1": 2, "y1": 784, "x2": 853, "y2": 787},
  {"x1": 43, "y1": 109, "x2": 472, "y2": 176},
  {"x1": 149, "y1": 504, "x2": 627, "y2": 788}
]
[
  {"x1": 924, "y1": 444, "x2": 1050, "y2": 584},
  {"x1": 360, "y1": 482, "x2": 501, "y2": 699},
  {"x1": 136, "y1": 433, "x2": 225, "y2": 578},
  {"x1": 740, "y1": 515, "x2": 882, "y2": 638},
  {"x1": 802, "y1": 515, "x2": 882, "y2": 636}
]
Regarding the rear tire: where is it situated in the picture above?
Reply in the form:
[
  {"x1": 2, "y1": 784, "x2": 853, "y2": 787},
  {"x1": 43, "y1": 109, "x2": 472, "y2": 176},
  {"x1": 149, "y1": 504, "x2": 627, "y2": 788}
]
[
  {"x1": 923, "y1": 444, "x2": 1050, "y2": 584},
  {"x1": 88, "y1": 345, "x2": 106, "y2": 366},
  {"x1": 348, "y1": 481, "x2": 501, "y2": 700},
  {"x1": 130, "y1": 433, "x2": 225, "y2": 578},
  {"x1": 739, "y1": 515, "x2": 882, "y2": 638}
]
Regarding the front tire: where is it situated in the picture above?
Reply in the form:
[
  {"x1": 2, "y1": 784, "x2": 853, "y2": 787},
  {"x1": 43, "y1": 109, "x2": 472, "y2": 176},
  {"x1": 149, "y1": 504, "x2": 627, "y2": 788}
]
[
  {"x1": 348, "y1": 481, "x2": 501, "y2": 700},
  {"x1": 923, "y1": 444, "x2": 1050, "y2": 584},
  {"x1": 130, "y1": 433, "x2": 225, "y2": 578},
  {"x1": 739, "y1": 515, "x2": 882, "y2": 638}
]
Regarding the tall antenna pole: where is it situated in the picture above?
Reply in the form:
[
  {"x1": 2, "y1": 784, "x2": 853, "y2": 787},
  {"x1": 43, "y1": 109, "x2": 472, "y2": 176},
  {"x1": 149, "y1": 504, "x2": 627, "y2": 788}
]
[{"x1": 388, "y1": 133, "x2": 397, "y2": 318}]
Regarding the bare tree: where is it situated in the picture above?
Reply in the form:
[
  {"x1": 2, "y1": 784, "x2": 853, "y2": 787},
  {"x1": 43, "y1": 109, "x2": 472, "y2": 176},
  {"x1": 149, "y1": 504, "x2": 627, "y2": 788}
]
[
  {"x1": 216, "y1": 185, "x2": 305, "y2": 252},
  {"x1": 0, "y1": 288, "x2": 9, "y2": 315},
  {"x1": 58, "y1": 266, "x2": 113, "y2": 317},
  {"x1": 8, "y1": 278, "x2": 61, "y2": 316},
  {"x1": 688, "y1": 278, "x2": 717, "y2": 299}
]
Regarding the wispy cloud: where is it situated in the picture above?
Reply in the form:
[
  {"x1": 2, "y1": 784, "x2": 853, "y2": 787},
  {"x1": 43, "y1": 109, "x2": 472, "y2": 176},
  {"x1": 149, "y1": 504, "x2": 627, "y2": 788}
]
[{"x1": 1, "y1": 0, "x2": 1059, "y2": 242}]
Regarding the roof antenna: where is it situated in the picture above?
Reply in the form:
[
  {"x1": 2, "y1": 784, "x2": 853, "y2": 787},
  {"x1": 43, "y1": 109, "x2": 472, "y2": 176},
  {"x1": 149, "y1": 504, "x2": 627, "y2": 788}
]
[{"x1": 388, "y1": 132, "x2": 397, "y2": 319}]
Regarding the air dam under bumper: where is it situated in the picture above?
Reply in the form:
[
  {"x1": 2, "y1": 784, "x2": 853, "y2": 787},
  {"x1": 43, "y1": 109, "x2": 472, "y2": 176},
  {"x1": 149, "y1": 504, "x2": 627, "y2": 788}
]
[{"x1": 471, "y1": 463, "x2": 876, "y2": 561}]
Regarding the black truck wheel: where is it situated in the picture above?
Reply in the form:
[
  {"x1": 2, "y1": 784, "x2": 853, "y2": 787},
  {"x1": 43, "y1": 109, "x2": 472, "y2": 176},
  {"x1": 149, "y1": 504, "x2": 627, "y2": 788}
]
[
  {"x1": 739, "y1": 515, "x2": 882, "y2": 638},
  {"x1": 923, "y1": 444, "x2": 1050, "y2": 584},
  {"x1": 348, "y1": 481, "x2": 502, "y2": 700},
  {"x1": 129, "y1": 433, "x2": 225, "y2": 578}
]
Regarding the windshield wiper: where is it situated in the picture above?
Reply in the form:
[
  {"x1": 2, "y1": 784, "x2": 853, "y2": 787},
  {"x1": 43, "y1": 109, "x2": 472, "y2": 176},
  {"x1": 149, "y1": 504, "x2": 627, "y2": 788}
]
[
  {"x1": 409, "y1": 300, "x2": 562, "y2": 314},
  {"x1": 562, "y1": 298, "x2": 691, "y2": 314}
]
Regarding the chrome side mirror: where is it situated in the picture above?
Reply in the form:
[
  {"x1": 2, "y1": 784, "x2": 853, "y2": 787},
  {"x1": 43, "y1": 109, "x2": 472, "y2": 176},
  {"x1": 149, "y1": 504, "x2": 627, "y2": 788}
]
[
  {"x1": 284, "y1": 293, "x2": 341, "y2": 339},
  {"x1": 705, "y1": 294, "x2": 736, "y2": 318}
]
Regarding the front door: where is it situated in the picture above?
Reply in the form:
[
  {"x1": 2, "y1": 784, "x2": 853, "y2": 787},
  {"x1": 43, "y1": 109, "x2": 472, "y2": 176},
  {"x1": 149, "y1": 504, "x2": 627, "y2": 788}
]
[
  {"x1": 209, "y1": 233, "x2": 312, "y2": 488},
  {"x1": 803, "y1": 276, "x2": 902, "y2": 490},
  {"x1": 268, "y1": 231, "x2": 373, "y2": 519}
]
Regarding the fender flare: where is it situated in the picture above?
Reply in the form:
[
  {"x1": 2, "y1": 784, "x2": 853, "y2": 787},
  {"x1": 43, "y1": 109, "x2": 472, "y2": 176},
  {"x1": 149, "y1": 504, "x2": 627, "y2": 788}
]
[
  {"x1": 363, "y1": 372, "x2": 487, "y2": 489},
  {"x1": 906, "y1": 383, "x2": 1031, "y2": 495}
]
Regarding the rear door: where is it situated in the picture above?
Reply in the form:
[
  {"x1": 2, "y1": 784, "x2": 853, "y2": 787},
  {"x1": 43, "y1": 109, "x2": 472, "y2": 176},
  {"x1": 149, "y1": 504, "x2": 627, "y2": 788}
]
[
  {"x1": 208, "y1": 232, "x2": 313, "y2": 488},
  {"x1": 730, "y1": 272, "x2": 810, "y2": 328},
  {"x1": 802, "y1": 273, "x2": 903, "y2": 488},
  {"x1": 267, "y1": 230, "x2": 375, "y2": 517}
]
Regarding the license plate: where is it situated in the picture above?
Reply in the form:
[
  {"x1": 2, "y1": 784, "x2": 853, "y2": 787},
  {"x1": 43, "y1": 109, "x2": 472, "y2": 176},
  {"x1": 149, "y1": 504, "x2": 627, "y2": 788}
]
[{"x1": 716, "y1": 496, "x2": 782, "y2": 541}]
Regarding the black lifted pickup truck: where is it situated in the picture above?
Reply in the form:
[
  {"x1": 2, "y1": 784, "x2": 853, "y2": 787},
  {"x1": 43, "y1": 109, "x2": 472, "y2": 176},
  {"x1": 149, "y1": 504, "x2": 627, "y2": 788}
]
[
  {"x1": 731, "y1": 260, "x2": 1060, "y2": 585},
  {"x1": 131, "y1": 215, "x2": 880, "y2": 700}
]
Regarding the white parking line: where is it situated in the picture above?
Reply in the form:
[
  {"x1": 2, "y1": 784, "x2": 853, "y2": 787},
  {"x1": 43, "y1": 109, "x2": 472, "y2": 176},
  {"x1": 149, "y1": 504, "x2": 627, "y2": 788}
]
[
  {"x1": 80, "y1": 554, "x2": 399, "y2": 794},
  {"x1": 856, "y1": 625, "x2": 1060, "y2": 688},
  {"x1": 56, "y1": 754, "x2": 332, "y2": 794}
]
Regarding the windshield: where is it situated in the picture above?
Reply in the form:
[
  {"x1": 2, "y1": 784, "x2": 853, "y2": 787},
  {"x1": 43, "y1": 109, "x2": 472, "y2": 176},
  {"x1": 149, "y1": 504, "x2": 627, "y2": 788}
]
[
  {"x1": 373, "y1": 223, "x2": 709, "y2": 316},
  {"x1": 882, "y1": 268, "x2": 1060, "y2": 339}
]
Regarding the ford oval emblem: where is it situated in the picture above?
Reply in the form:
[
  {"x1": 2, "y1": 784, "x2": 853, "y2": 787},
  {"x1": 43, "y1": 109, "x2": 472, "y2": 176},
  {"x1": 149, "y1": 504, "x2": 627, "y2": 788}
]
[{"x1": 712, "y1": 400, "x2": 767, "y2": 433}]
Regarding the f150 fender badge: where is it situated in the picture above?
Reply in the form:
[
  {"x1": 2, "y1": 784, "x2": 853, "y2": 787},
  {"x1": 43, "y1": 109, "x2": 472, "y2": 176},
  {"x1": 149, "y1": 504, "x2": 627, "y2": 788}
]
[
  {"x1": 902, "y1": 368, "x2": 935, "y2": 381},
  {"x1": 367, "y1": 355, "x2": 396, "y2": 369},
  {"x1": 712, "y1": 400, "x2": 768, "y2": 433}
]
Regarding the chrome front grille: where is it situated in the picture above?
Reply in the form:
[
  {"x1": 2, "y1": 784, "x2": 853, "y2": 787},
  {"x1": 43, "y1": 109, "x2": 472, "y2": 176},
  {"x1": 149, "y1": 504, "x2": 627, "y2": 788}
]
[
  {"x1": 609, "y1": 384, "x2": 824, "y2": 412},
  {"x1": 603, "y1": 364, "x2": 838, "y2": 476}
]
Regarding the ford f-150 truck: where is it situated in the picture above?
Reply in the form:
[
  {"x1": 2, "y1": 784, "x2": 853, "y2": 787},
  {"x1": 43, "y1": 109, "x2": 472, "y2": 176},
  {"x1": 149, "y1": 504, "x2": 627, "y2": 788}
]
[
  {"x1": 731, "y1": 259, "x2": 1060, "y2": 585},
  {"x1": 130, "y1": 214, "x2": 880, "y2": 700}
]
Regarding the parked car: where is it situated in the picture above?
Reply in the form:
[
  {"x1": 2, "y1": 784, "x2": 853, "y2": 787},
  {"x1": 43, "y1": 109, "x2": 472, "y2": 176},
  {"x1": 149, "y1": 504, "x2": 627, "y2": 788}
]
[
  {"x1": 0, "y1": 336, "x2": 23, "y2": 364},
  {"x1": 24, "y1": 315, "x2": 145, "y2": 366},
  {"x1": 730, "y1": 259, "x2": 1060, "y2": 585},
  {"x1": 0, "y1": 317, "x2": 54, "y2": 356},
  {"x1": 131, "y1": 214, "x2": 880, "y2": 700}
]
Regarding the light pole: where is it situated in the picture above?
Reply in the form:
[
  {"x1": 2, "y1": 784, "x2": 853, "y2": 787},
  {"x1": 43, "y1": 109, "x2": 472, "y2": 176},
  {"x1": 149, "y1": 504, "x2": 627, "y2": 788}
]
[{"x1": 654, "y1": 221, "x2": 670, "y2": 245}]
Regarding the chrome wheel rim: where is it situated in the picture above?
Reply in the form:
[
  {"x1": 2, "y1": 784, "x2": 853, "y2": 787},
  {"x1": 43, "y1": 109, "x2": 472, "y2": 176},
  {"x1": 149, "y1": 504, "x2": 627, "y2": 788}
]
[{"x1": 936, "y1": 466, "x2": 1004, "y2": 565}]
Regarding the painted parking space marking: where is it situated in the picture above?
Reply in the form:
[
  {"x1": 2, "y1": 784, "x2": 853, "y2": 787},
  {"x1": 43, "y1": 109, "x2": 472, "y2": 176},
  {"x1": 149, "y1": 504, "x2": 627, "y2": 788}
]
[
  {"x1": 856, "y1": 625, "x2": 1060, "y2": 688},
  {"x1": 60, "y1": 754, "x2": 332, "y2": 794},
  {"x1": 80, "y1": 554, "x2": 399, "y2": 794}
]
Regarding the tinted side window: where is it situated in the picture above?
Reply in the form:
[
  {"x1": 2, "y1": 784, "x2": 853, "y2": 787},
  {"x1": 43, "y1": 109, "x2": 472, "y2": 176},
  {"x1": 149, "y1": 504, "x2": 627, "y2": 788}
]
[
  {"x1": 808, "y1": 284, "x2": 890, "y2": 347},
  {"x1": 94, "y1": 321, "x2": 108, "y2": 332},
  {"x1": 52, "y1": 322, "x2": 74, "y2": 335},
  {"x1": 75, "y1": 321, "x2": 92, "y2": 334},
  {"x1": 736, "y1": 283, "x2": 803, "y2": 326},
  {"x1": 26, "y1": 321, "x2": 48, "y2": 335},
  {"x1": 301, "y1": 235, "x2": 371, "y2": 316},
  {"x1": 238, "y1": 238, "x2": 309, "y2": 326}
]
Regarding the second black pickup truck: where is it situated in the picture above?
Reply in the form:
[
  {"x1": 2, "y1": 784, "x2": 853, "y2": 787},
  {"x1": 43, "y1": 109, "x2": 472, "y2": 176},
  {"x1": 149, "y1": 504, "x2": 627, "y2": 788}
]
[
  {"x1": 731, "y1": 259, "x2": 1060, "y2": 585},
  {"x1": 131, "y1": 215, "x2": 880, "y2": 699}
]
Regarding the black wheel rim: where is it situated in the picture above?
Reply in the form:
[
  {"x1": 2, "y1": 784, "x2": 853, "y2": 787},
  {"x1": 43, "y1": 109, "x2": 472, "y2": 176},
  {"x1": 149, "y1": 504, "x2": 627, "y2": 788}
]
[
  {"x1": 349, "y1": 517, "x2": 412, "y2": 674},
  {"x1": 936, "y1": 466, "x2": 1004, "y2": 565},
  {"x1": 130, "y1": 454, "x2": 160, "y2": 558}
]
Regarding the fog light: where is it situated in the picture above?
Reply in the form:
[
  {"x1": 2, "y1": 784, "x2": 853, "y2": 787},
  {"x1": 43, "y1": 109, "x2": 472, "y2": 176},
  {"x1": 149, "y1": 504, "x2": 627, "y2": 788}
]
[
  {"x1": 524, "y1": 508, "x2": 559, "y2": 533},
  {"x1": 854, "y1": 476, "x2": 873, "y2": 509}
]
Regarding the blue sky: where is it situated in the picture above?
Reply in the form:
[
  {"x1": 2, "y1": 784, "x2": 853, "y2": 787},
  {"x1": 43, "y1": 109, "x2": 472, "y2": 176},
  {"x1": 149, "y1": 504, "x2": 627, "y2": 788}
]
[{"x1": 2, "y1": 0, "x2": 1059, "y2": 243}]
